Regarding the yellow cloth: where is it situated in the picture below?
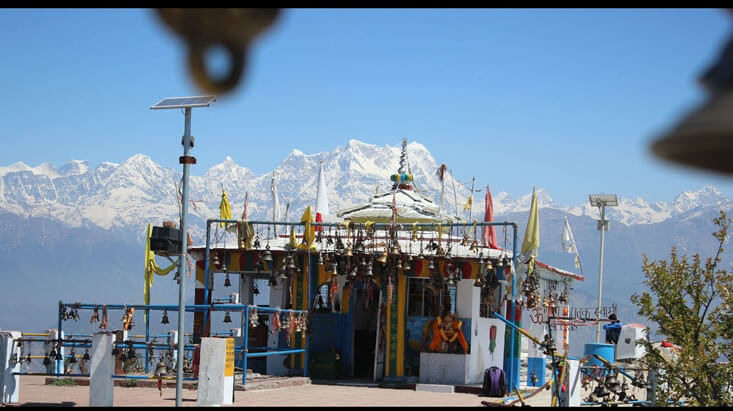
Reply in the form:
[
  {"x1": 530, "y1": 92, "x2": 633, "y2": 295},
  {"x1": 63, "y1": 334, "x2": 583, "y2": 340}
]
[
  {"x1": 463, "y1": 195, "x2": 473, "y2": 212},
  {"x1": 521, "y1": 186, "x2": 540, "y2": 258},
  {"x1": 288, "y1": 226, "x2": 298, "y2": 249},
  {"x1": 297, "y1": 206, "x2": 316, "y2": 250},
  {"x1": 219, "y1": 190, "x2": 232, "y2": 227},
  {"x1": 144, "y1": 223, "x2": 177, "y2": 320},
  {"x1": 237, "y1": 220, "x2": 254, "y2": 249}
]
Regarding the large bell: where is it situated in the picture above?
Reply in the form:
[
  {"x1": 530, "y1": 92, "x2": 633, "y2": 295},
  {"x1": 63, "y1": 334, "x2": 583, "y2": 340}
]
[
  {"x1": 651, "y1": 35, "x2": 733, "y2": 174},
  {"x1": 343, "y1": 244, "x2": 353, "y2": 257},
  {"x1": 154, "y1": 360, "x2": 168, "y2": 377},
  {"x1": 390, "y1": 242, "x2": 401, "y2": 255},
  {"x1": 224, "y1": 273, "x2": 232, "y2": 287}
]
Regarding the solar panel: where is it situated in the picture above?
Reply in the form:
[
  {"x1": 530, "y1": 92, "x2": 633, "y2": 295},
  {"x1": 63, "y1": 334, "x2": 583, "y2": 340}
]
[{"x1": 150, "y1": 96, "x2": 216, "y2": 109}]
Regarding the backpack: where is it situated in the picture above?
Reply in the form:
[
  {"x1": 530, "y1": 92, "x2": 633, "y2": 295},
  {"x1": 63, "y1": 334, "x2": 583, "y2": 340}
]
[{"x1": 482, "y1": 366, "x2": 506, "y2": 397}]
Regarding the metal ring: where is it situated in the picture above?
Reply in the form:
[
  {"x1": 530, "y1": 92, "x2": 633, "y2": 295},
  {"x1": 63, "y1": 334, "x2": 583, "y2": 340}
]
[{"x1": 188, "y1": 41, "x2": 245, "y2": 95}]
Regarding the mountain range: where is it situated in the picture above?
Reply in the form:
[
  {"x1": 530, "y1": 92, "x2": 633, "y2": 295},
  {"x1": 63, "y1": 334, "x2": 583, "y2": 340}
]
[{"x1": 1, "y1": 139, "x2": 730, "y2": 357}]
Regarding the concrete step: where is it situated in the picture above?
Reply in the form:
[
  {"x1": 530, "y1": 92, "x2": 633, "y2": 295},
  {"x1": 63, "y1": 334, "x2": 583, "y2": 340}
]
[{"x1": 235, "y1": 375, "x2": 310, "y2": 391}]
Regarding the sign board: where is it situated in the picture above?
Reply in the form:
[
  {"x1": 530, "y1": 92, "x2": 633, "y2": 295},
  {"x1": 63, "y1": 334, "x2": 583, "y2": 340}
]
[{"x1": 225, "y1": 338, "x2": 234, "y2": 377}]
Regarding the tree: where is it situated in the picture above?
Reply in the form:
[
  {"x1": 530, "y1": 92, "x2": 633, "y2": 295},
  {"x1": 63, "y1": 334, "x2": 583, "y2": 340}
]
[{"x1": 631, "y1": 210, "x2": 733, "y2": 406}]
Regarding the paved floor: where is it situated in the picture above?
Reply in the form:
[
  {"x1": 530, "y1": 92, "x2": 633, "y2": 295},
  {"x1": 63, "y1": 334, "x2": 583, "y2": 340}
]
[{"x1": 7, "y1": 376, "x2": 556, "y2": 407}]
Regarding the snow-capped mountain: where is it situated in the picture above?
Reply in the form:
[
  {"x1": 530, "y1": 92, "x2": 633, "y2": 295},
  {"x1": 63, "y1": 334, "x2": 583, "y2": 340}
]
[{"x1": 0, "y1": 139, "x2": 730, "y2": 242}]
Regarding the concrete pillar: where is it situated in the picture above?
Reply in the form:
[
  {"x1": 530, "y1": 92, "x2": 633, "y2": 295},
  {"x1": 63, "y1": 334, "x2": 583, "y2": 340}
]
[
  {"x1": 89, "y1": 332, "x2": 116, "y2": 407},
  {"x1": 558, "y1": 358, "x2": 580, "y2": 407},
  {"x1": 1, "y1": 331, "x2": 21, "y2": 404},
  {"x1": 197, "y1": 337, "x2": 234, "y2": 406}
]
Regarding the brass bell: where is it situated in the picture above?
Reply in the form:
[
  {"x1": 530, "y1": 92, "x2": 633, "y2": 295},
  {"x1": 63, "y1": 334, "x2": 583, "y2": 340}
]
[
  {"x1": 224, "y1": 311, "x2": 232, "y2": 323},
  {"x1": 365, "y1": 262, "x2": 373, "y2": 277},
  {"x1": 318, "y1": 252, "x2": 324, "y2": 266},
  {"x1": 377, "y1": 249, "x2": 388, "y2": 264},
  {"x1": 358, "y1": 257, "x2": 367, "y2": 267},
  {"x1": 427, "y1": 258, "x2": 436, "y2": 272},
  {"x1": 287, "y1": 255, "x2": 297, "y2": 271},
  {"x1": 262, "y1": 246, "x2": 273, "y2": 263},
  {"x1": 473, "y1": 274, "x2": 484, "y2": 288},
  {"x1": 460, "y1": 233, "x2": 469, "y2": 246},
  {"x1": 469, "y1": 240, "x2": 479, "y2": 252},
  {"x1": 484, "y1": 259, "x2": 494, "y2": 271},
  {"x1": 403, "y1": 258, "x2": 412, "y2": 273},
  {"x1": 161, "y1": 310, "x2": 169, "y2": 324},
  {"x1": 154, "y1": 360, "x2": 168, "y2": 377},
  {"x1": 224, "y1": 273, "x2": 231, "y2": 287},
  {"x1": 390, "y1": 242, "x2": 401, "y2": 255},
  {"x1": 211, "y1": 252, "x2": 220, "y2": 268},
  {"x1": 277, "y1": 270, "x2": 288, "y2": 281},
  {"x1": 348, "y1": 266, "x2": 357, "y2": 278},
  {"x1": 220, "y1": 255, "x2": 228, "y2": 272},
  {"x1": 394, "y1": 257, "x2": 402, "y2": 270},
  {"x1": 343, "y1": 245, "x2": 353, "y2": 257},
  {"x1": 330, "y1": 263, "x2": 338, "y2": 276}
]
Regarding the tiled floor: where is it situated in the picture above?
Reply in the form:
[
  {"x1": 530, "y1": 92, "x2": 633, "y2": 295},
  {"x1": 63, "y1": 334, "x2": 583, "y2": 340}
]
[{"x1": 8, "y1": 376, "x2": 557, "y2": 407}]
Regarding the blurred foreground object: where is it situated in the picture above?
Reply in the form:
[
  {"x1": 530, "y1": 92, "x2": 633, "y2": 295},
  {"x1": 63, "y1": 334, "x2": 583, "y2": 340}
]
[
  {"x1": 156, "y1": 8, "x2": 281, "y2": 95},
  {"x1": 652, "y1": 13, "x2": 733, "y2": 174}
]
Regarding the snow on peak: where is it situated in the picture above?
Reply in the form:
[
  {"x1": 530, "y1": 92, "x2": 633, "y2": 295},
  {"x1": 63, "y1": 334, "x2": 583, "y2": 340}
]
[{"x1": 59, "y1": 159, "x2": 89, "y2": 176}]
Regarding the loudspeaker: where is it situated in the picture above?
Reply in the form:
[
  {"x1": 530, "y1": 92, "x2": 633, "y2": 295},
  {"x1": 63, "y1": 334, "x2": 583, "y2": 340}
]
[{"x1": 150, "y1": 226, "x2": 182, "y2": 254}]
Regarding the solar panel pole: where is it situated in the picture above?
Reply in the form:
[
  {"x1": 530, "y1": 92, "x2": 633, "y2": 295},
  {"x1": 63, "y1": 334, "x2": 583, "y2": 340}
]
[{"x1": 175, "y1": 107, "x2": 192, "y2": 407}]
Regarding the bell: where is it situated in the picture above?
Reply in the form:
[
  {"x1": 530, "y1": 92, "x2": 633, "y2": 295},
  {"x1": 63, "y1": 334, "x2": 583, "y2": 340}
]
[
  {"x1": 377, "y1": 250, "x2": 388, "y2": 264},
  {"x1": 82, "y1": 350, "x2": 90, "y2": 362},
  {"x1": 460, "y1": 233, "x2": 469, "y2": 246},
  {"x1": 330, "y1": 263, "x2": 338, "y2": 276},
  {"x1": 427, "y1": 258, "x2": 435, "y2": 272},
  {"x1": 327, "y1": 236, "x2": 334, "y2": 246},
  {"x1": 262, "y1": 246, "x2": 273, "y2": 263},
  {"x1": 69, "y1": 349, "x2": 77, "y2": 364},
  {"x1": 224, "y1": 273, "x2": 232, "y2": 287},
  {"x1": 365, "y1": 262, "x2": 373, "y2": 277},
  {"x1": 358, "y1": 257, "x2": 367, "y2": 267},
  {"x1": 417, "y1": 249, "x2": 425, "y2": 259},
  {"x1": 318, "y1": 252, "x2": 324, "y2": 266},
  {"x1": 253, "y1": 236, "x2": 261, "y2": 249},
  {"x1": 403, "y1": 258, "x2": 412, "y2": 273},
  {"x1": 224, "y1": 311, "x2": 232, "y2": 323},
  {"x1": 161, "y1": 310, "x2": 169, "y2": 324},
  {"x1": 287, "y1": 255, "x2": 297, "y2": 271},
  {"x1": 211, "y1": 253, "x2": 220, "y2": 267},
  {"x1": 484, "y1": 259, "x2": 494, "y2": 271},
  {"x1": 343, "y1": 245, "x2": 353, "y2": 257},
  {"x1": 220, "y1": 254, "x2": 228, "y2": 272},
  {"x1": 474, "y1": 274, "x2": 484, "y2": 288},
  {"x1": 447, "y1": 275, "x2": 455, "y2": 287},
  {"x1": 25, "y1": 352, "x2": 31, "y2": 364},
  {"x1": 348, "y1": 266, "x2": 357, "y2": 278},
  {"x1": 276, "y1": 270, "x2": 288, "y2": 282},
  {"x1": 336, "y1": 237, "x2": 345, "y2": 251},
  {"x1": 154, "y1": 360, "x2": 168, "y2": 377},
  {"x1": 394, "y1": 257, "x2": 402, "y2": 270},
  {"x1": 605, "y1": 373, "x2": 621, "y2": 393},
  {"x1": 469, "y1": 240, "x2": 479, "y2": 252},
  {"x1": 390, "y1": 242, "x2": 401, "y2": 255},
  {"x1": 43, "y1": 353, "x2": 51, "y2": 367},
  {"x1": 354, "y1": 241, "x2": 365, "y2": 254}
]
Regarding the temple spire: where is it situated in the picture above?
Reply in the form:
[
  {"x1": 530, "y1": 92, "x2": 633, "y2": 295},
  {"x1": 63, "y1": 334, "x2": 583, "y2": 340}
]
[{"x1": 390, "y1": 138, "x2": 413, "y2": 191}]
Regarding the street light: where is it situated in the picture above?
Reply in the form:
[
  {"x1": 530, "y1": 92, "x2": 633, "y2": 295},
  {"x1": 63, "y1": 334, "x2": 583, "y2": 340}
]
[
  {"x1": 151, "y1": 95, "x2": 215, "y2": 407},
  {"x1": 589, "y1": 193, "x2": 617, "y2": 343}
]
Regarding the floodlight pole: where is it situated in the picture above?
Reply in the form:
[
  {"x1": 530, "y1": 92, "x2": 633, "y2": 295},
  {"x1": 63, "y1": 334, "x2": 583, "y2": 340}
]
[
  {"x1": 175, "y1": 107, "x2": 192, "y2": 406},
  {"x1": 595, "y1": 203, "x2": 608, "y2": 343}
]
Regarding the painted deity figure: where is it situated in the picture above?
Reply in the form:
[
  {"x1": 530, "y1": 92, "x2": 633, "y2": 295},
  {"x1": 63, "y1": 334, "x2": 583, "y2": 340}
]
[{"x1": 428, "y1": 312, "x2": 469, "y2": 354}]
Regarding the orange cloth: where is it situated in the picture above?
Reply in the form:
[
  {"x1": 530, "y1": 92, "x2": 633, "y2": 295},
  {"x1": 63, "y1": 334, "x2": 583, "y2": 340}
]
[{"x1": 428, "y1": 315, "x2": 469, "y2": 353}]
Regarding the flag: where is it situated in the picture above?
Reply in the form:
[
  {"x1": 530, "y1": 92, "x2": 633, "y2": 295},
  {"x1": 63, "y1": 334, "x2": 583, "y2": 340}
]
[
  {"x1": 391, "y1": 190, "x2": 398, "y2": 224},
  {"x1": 315, "y1": 161, "x2": 329, "y2": 231},
  {"x1": 482, "y1": 185, "x2": 499, "y2": 249},
  {"x1": 219, "y1": 190, "x2": 232, "y2": 227},
  {"x1": 562, "y1": 216, "x2": 583, "y2": 273},
  {"x1": 297, "y1": 205, "x2": 316, "y2": 250},
  {"x1": 242, "y1": 192, "x2": 249, "y2": 220},
  {"x1": 436, "y1": 164, "x2": 447, "y2": 219},
  {"x1": 271, "y1": 173, "x2": 280, "y2": 237},
  {"x1": 463, "y1": 195, "x2": 473, "y2": 212},
  {"x1": 521, "y1": 187, "x2": 540, "y2": 271}
]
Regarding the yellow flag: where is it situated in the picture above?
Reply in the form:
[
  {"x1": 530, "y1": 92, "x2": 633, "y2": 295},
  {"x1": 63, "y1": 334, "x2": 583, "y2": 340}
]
[
  {"x1": 521, "y1": 187, "x2": 540, "y2": 257},
  {"x1": 298, "y1": 206, "x2": 316, "y2": 250},
  {"x1": 463, "y1": 195, "x2": 473, "y2": 212},
  {"x1": 219, "y1": 190, "x2": 232, "y2": 227}
]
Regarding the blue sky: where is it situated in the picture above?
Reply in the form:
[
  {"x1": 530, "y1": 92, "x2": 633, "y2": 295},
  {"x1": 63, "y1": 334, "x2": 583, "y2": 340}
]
[{"x1": 1, "y1": 8, "x2": 732, "y2": 206}]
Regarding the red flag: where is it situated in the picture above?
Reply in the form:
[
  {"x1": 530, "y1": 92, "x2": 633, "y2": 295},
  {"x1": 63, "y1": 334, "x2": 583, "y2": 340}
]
[
  {"x1": 483, "y1": 185, "x2": 499, "y2": 249},
  {"x1": 315, "y1": 211, "x2": 323, "y2": 231}
]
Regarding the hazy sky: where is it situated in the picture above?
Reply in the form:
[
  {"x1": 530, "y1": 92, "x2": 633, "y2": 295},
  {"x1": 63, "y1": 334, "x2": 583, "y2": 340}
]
[{"x1": 1, "y1": 8, "x2": 732, "y2": 206}]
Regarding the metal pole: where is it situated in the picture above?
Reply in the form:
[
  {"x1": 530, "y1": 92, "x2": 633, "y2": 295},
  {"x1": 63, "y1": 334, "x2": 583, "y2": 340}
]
[
  {"x1": 175, "y1": 107, "x2": 192, "y2": 407},
  {"x1": 596, "y1": 205, "x2": 606, "y2": 343},
  {"x1": 509, "y1": 223, "x2": 518, "y2": 392}
]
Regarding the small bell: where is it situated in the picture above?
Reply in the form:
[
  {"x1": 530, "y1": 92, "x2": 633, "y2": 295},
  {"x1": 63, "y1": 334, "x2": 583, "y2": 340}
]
[
  {"x1": 212, "y1": 253, "x2": 220, "y2": 267},
  {"x1": 43, "y1": 353, "x2": 51, "y2": 367},
  {"x1": 82, "y1": 349, "x2": 90, "y2": 362},
  {"x1": 394, "y1": 257, "x2": 402, "y2": 270},
  {"x1": 427, "y1": 258, "x2": 436, "y2": 272},
  {"x1": 469, "y1": 240, "x2": 479, "y2": 252},
  {"x1": 365, "y1": 262, "x2": 373, "y2": 277},
  {"x1": 224, "y1": 273, "x2": 232, "y2": 287},
  {"x1": 358, "y1": 257, "x2": 367, "y2": 267},
  {"x1": 403, "y1": 258, "x2": 412, "y2": 273},
  {"x1": 253, "y1": 235, "x2": 261, "y2": 249},
  {"x1": 318, "y1": 252, "x2": 324, "y2": 266},
  {"x1": 336, "y1": 236, "x2": 345, "y2": 251},
  {"x1": 460, "y1": 233, "x2": 469, "y2": 246},
  {"x1": 253, "y1": 283, "x2": 260, "y2": 295},
  {"x1": 473, "y1": 274, "x2": 484, "y2": 288},
  {"x1": 377, "y1": 249, "x2": 388, "y2": 264},
  {"x1": 69, "y1": 349, "x2": 77, "y2": 364},
  {"x1": 327, "y1": 236, "x2": 334, "y2": 246},
  {"x1": 154, "y1": 360, "x2": 168, "y2": 377},
  {"x1": 484, "y1": 259, "x2": 494, "y2": 271},
  {"x1": 276, "y1": 270, "x2": 288, "y2": 282},
  {"x1": 25, "y1": 352, "x2": 31, "y2": 364},
  {"x1": 90, "y1": 305, "x2": 100, "y2": 323},
  {"x1": 262, "y1": 245, "x2": 273, "y2": 263},
  {"x1": 330, "y1": 263, "x2": 339, "y2": 276},
  {"x1": 348, "y1": 266, "x2": 357, "y2": 278},
  {"x1": 354, "y1": 241, "x2": 365, "y2": 254},
  {"x1": 417, "y1": 249, "x2": 425, "y2": 259},
  {"x1": 224, "y1": 311, "x2": 232, "y2": 323},
  {"x1": 161, "y1": 310, "x2": 169, "y2": 324},
  {"x1": 390, "y1": 242, "x2": 401, "y2": 255},
  {"x1": 287, "y1": 255, "x2": 297, "y2": 271}
]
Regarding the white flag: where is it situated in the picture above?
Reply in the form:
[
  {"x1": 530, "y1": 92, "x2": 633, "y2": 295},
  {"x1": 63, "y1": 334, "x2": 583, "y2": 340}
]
[
  {"x1": 562, "y1": 216, "x2": 582, "y2": 273},
  {"x1": 271, "y1": 173, "x2": 280, "y2": 237}
]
